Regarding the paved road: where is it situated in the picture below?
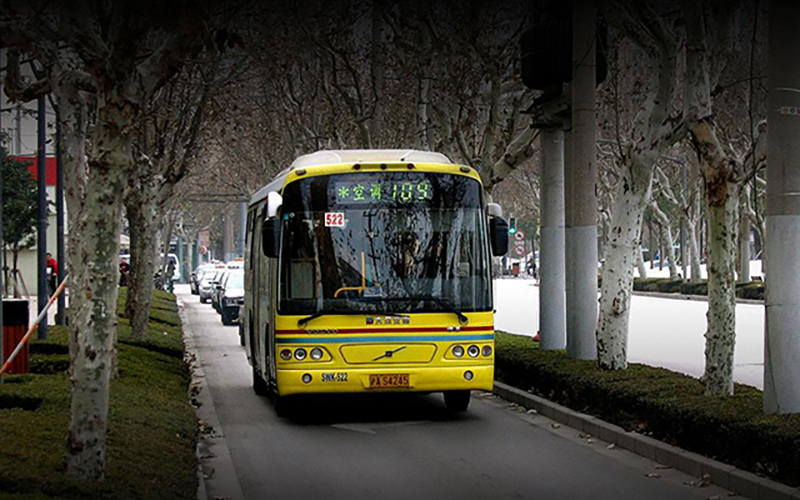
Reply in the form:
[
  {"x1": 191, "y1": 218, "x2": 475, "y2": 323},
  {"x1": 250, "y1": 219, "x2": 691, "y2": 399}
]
[{"x1": 178, "y1": 286, "x2": 744, "y2": 500}]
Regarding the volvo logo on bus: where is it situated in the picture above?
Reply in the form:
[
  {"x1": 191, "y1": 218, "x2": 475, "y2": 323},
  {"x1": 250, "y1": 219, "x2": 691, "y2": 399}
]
[{"x1": 366, "y1": 316, "x2": 410, "y2": 325}]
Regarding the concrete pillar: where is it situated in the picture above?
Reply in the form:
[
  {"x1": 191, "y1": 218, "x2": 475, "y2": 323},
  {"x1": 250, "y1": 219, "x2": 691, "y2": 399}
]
[
  {"x1": 764, "y1": 0, "x2": 800, "y2": 414},
  {"x1": 565, "y1": 0, "x2": 597, "y2": 360},
  {"x1": 539, "y1": 129, "x2": 566, "y2": 350}
]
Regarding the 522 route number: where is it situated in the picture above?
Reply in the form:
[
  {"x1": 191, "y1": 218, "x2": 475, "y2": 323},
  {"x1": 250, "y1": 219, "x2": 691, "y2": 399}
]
[{"x1": 325, "y1": 212, "x2": 346, "y2": 228}]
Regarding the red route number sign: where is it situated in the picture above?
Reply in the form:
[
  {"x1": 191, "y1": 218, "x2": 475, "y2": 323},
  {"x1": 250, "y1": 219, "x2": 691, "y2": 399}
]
[{"x1": 325, "y1": 212, "x2": 346, "y2": 228}]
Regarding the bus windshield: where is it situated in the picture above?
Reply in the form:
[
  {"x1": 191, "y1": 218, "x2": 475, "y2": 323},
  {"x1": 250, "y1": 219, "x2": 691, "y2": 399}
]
[{"x1": 278, "y1": 172, "x2": 491, "y2": 316}]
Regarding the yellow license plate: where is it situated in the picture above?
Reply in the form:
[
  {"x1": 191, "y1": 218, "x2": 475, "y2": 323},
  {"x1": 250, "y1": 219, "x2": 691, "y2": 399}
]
[{"x1": 369, "y1": 374, "x2": 409, "y2": 388}]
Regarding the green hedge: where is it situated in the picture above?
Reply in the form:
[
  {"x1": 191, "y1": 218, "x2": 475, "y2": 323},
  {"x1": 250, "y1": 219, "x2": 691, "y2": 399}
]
[
  {"x1": 632, "y1": 278, "x2": 764, "y2": 300},
  {"x1": 0, "y1": 289, "x2": 196, "y2": 500},
  {"x1": 495, "y1": 332, "x2": 800, "y2": 487},
  {"x1": 633, "y1": 278, "x2": 683, "y2": 293}
]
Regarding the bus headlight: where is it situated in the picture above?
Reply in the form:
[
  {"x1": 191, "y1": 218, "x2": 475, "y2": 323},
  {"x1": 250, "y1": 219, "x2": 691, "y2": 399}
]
[
  {"x1": 482, "y1": 345, "x2": 493, "y2": 357},
  {"x1": 452, "y1": 345, "x2": 464, "y2": 358},
  {"x1": 310, "y1": 348, "x2": 323, "y2": 360},
  {"x1": 467, "y1": 345, "x2": 480, "y2": 358},
  {"x1": 280, "y1": 349, "x2": 292, "y2": 361},
  {"x1": 294, "y1": 348, "x2": 307, "y2": 361}
]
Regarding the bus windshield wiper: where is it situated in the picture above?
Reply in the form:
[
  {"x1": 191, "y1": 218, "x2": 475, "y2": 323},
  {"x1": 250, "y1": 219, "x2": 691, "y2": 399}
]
[
  {"x1": 297, "y1": 310, "x2": 330, "y2": 327},
  {"x1": 297, "y1": 309, "x2": 399, "y2": 327},
  {"x1": 426, "y1": 297, "x2": 469, "y2": 325}
]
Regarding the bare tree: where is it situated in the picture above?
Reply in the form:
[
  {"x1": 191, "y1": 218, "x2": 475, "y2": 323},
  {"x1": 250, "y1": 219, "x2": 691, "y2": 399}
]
[
  {"x1": 681, "y1": 0, "x2": 767, "y2": 395},
  {"x1": 594, "y1": 1, "x2": 686, "y2": 369},
  {"x1": 1, "y1": 1, "x2": 217, "y2": 479},
  {"x1": 124, "y1": 58, "x2": 224, "y2": 340}
]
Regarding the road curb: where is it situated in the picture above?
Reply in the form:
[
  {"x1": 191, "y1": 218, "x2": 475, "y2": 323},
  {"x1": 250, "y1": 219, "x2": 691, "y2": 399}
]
[
  {"x1": 493, "y1": 381, "x2": 800, "y2": 500},
  {"x1": 179, "y1": 298, "x2": 245, "y2": 500}
]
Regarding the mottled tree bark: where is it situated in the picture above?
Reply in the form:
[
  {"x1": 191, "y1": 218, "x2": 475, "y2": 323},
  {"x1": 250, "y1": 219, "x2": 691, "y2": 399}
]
[
  {"x1": 124, "y1": 192, "x2": 159, "y2": 340},
  {"x1": 66, "y1": 95, "x2": 134, "y2": 479},
  {"x1": 703, "y1": 174, "x2": 738, "y2": 395},
  {"x1": 682, "y1": 0, "x2": 741, "y2": 396},
  {"x1": 595, "y1": 0, "x2": 684, "y2": 369},
  {"x1": 597, "y1": 160, "x2": 652, "y2": 369}
]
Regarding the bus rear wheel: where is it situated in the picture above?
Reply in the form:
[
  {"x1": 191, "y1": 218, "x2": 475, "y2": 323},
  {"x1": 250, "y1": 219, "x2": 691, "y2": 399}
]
[
  {"x1": 253, "y1": 365, "x2": 269, "y2": 397},
  {"x1": 272, "y1": 394, "x2": 292, "y2": 418},
  {"x1": 443, "y1": 390, "x2": 471, "y2": 412}
]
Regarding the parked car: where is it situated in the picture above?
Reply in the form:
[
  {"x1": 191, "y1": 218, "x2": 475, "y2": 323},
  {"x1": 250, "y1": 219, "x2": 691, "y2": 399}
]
[
  {"x1": 211, "y1": 269, "x2": 230, "y2": 312},
  {"x1": 199, "y1": 268, "x2": 224, "y2": 304},
  {"x1": 191, "y1": 263, "x2": 219, "y2": 295},
  {"x1": 225, "y1": 258, "x2": 245, "y2": 269},
  {"x1": 219, "y1": 269, "x2": 244, "y2": 326}
]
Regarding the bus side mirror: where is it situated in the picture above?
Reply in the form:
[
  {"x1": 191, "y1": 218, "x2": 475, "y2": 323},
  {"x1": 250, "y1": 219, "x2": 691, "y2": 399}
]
[
  {"x1": 262, "y1": 218, "x2": 281, "y2": 258},
  {"x1": 490, "y1": 217, "x2": 509, "y2": 256}
]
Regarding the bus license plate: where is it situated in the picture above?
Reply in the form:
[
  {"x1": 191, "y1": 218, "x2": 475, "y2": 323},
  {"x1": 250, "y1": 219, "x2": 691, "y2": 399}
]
[{"x1": 369, "y1": 374, "x2": 409, "y2": 388}]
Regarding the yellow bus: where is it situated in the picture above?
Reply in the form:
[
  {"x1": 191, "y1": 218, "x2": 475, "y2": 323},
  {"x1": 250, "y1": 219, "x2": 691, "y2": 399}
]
[{"x1": 242, "y1": 150, "x2": 509, "y2": 413}]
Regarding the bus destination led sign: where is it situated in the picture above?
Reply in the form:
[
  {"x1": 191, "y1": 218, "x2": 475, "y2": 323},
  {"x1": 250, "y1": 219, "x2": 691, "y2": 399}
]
[{"x1": 334, "y1": 180, "x2": 433, "y2": 204}]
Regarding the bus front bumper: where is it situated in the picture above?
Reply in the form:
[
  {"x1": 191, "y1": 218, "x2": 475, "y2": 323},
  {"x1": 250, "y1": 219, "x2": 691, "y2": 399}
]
[{"x1": 277, "y1": 364, "x2": 494, "y2": 396}]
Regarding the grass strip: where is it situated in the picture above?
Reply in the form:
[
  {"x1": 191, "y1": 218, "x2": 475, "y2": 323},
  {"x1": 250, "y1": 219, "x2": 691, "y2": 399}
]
[
  {"x1": 0, "y1": 289, "x2": 196, "y2": 500},
  {"x1": 495, "y1": 331, "x2": 800, "y2": 487}
]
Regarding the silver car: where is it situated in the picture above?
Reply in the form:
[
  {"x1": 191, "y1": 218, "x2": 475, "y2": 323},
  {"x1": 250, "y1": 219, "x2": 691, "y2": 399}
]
[{"x1": 199, "y1": 269, "x2": 223, "y2": 303}]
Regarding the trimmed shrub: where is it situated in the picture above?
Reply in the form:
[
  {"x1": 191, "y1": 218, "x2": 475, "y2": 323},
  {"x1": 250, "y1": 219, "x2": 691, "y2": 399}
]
[
  {"x1": 679, "y1": 281, "x2": 708, "y2": 296},
  {"x1": 633, "y1": 278, "x2": 664, "y2": 292},
  {"x1": 655, "y1": 279, "x2": 683, "y2": 293},
  {"x1": 736, "y1": 282, "x2": 765, "y2": 300}
]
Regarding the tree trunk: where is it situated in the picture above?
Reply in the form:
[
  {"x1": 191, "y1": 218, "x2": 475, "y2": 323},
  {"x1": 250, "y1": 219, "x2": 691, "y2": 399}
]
[
  {"x1": 651, "y1": 202, "x2": 679, "y2": 279},
  {"x1": 636, "y1": 243, "x2": 648, "y2": 278},
  {"x1": 596, "y1": 160, "x2": 652, "y2": 370},
  {"x1": 738, "y1": 184, "x2": 751, "y2": 282},
  {"x1": 124, "y1": 192, "x2": 159, "y2": 340},
  {"x1": 687, "y1": 218, "x2": 703, "y2": 282},
  {"x1": 703, "y1": 179, "x2": 738, "y2": 396},
  {"x1": 66, "y1": 99, "x2": 133, "y2": 480},
  {"x1": 54, "y1": 85, "x2": 88, "y2": 415}
]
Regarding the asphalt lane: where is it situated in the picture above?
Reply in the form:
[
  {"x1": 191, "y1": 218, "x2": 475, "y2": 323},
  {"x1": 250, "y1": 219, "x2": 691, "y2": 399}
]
[{"x1": 179, "y1": 287, "x2": 743, "y2": 500}]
